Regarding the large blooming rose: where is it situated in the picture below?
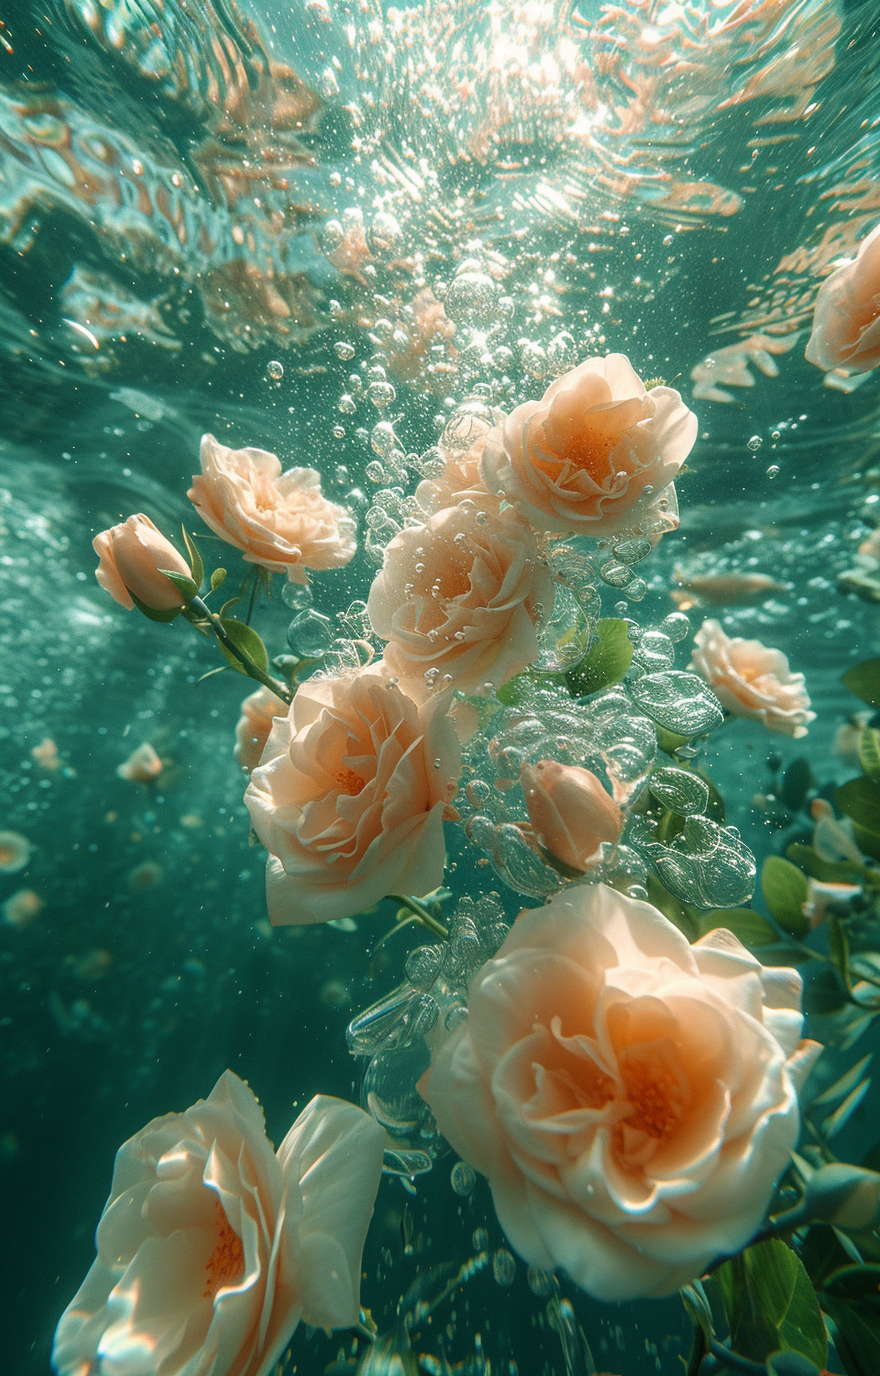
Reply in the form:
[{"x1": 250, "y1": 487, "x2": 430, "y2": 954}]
[
  {"x1": 189, "y1": 435, "x2": 357, "y2": 584},
  {"x1": 420, "y1": 885, "x2": 820, "y2": 1302},
  {"x1": 94, "y1": 514, "x2": 192, "y2": 612},
  {"x1": 691, "y1": 619, "x2": 815, "y2": 738},
  {"x1": 367, "y1": 503, "x2": 555, "y2": 695},
  {"x1": 53, "y1": 1072, "x2": 384, "y2": 1376},
  {"x1": 234, "y1": 686, "x2": 288, "y2": 774},
  {"x1": 806, "y1": 221, "x2": 880, "y2": 374},
  {"x1": 480, "y1": 354, "x2": 696, "y2": 536},
  {"x1": 245, "y1": 664, "x2": 461, "y2": 926}
]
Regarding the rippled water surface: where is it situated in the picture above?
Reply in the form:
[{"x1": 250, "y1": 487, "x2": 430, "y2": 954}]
[{"x1": 1, "y1": 2, "x2": 879, "y2": 1374}]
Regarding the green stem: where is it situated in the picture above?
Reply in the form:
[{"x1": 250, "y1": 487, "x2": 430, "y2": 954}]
[
  {"x1": 190, "y1": 596, "x2": 292, "y2": 705},
  {"x1": 244, "y1": 569, "x2": 260, "y2": 626},
  {"x1": 387, "y1": 894, "x2": 449, "y2": 939},
  {"x1": 703, "y1": 1339, "x2": 766, "y2": 1375}
]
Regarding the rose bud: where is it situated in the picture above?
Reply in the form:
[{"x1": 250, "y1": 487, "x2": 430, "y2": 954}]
[
  {"x1": 93, "y1": 514, "x2": 192, "y2": 611},
  {"x1": 521, "y1": 759, "x2": 623, "y2": 872}
]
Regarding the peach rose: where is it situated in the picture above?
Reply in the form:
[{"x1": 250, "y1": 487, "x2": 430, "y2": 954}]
[
  {"x1": 93, "y1": 514, "x2": 192, "y2": 611},
  {"x1": 806, "y1": 222, "x2": 880, "y2": 373},
  {"x1": 234, "y1": 685, "x2": 288, "y2": 774},
  {"x1": 117, "y1": 742, "x2": 163, "y2": 783},
  {"x1": 189, "y1": 435, "x2": 357, "y2": 584},
  {"x1": 0, "y1": 829, "x2": 33, "y2": 872},
  {"x1": 53, "y1": 1072, "x2": 384, "y2": 1376},
  {"x1": 245, "y1": 664, "x2": 461, "y2": 926},
  {"x1": 480, "y1": 354, "x2": 696, "y2": 536},
  {"x1": 691, "y1": 619, "x2": 815, "y2": 738},
  {"x1": 420, "y1": 884, "x2": 820, "y2": 1302},
  {"x1": 367, "y1": 503, "x2": 555, "y2": 696},
  {"x1": 520, "y1": 760, "x2": 623, "y2": 871}
]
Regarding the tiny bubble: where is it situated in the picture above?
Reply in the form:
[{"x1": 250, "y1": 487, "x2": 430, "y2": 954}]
[{"x1": 266, "y1": 360, "x2": 284, "y2": 381}]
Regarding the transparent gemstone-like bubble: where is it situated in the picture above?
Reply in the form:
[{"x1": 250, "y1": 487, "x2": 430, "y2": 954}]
[
  {"x1": 493, "y1": 1250, "x2": 517, "y2": 1286},
  {"x1": 534, "y1": 584, "x2": 594, "y2": 672},
  {"x1": 287, "y1": 608, "x2": 333, "y2": 656},
  {"x1": 490, "y1": 823, "x2": 562, "y2": 899},
  {"x1": 405, "y1": 944, "x2": 444, "y2": 990},
  {"x1": 444, "y1": 270, "x2": 501, "y2": 331},
  {"x1": 451, "y1": 1161, "x2": 477, "y2": 1196},
  {"x1": 363, "y1": 1040, "x2": 431, "y2": 1137},
  {"x1": 632, "y1": 630, "x2": 675, "y2": 672},
  {"x1": 527, "y1": 1267, "x2": 555, "y2": 1298},
  {"x1": 630, "y1": 670, "x2": 724, "y2": 736},
  {"x1": 641, "y1": 817, "x2": 756, "y2": 909},
  {"x1": 347, "y1": 984, "x2": 439, "y2": 1055},
  {"x1": 649, "y1": 766, "x2": 710, "y2": 816}
]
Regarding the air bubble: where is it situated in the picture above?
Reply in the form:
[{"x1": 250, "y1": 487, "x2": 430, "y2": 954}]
[
  {"x1": 334, "y1": 341, "x2": 355, "y2": 361},
  {"x1": 527, "y1": 1267, "x2": 555, "y2": 1298},
  {"x1": 266, "y1": 360, "x2": 284, "y2": 381},
  {"x1": 451, "y1": 1161, "x2": 477, "y2": 1196},
  {"x1": 746, "y1": 435, "x2": 763, "y2": 452},
  {"x1": 766, "y1": 464, "x2": 780, "y2": 479},
  {"x1": 444, "y1": 271, "x2": 501, "y2": 331},
  {"x1": 287, "y1": 609, "x2": 333, "y2": 657},
  {"x1": 492, "y1": 1249, "x2": 516, "y2": 1286}
]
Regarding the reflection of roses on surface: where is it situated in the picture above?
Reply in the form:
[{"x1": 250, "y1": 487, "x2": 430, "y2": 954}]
[
  {"x1": 53, "y1": 1072, "x2": 384, "y2": 1376},
  {"x1": 189, "y1": 435, "x2": 357, "y2": 584},
  {"x1": 245, "y1": 664, "x2": 461, "y2": 927},
  {"x1": 480, "y1": 353, "x2": 696, "y2": 537},
  {"x1": 806, "y1": 221, "x2": 880, "y2": 374},
  {"x1": 421, "y1": 885, "x2": 820, "y2": 1302},
  {"x1": 691, "y1": 619, "x2": 815, "y2": 738},
  {"x1": 367, "y1": 502, "x2": 555, "y2": 696}
]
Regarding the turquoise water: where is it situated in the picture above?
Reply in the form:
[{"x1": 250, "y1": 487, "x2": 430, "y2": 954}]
[{"x1": 1, "y1": 2, "x2": 879, "y2": 1374}]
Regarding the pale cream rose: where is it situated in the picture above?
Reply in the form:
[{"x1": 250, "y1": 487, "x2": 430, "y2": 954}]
[
  {"x1": 189, "y1": 435, "x2": 357, "y2": 584},
  {"x1": 117, "y1": 743, "x2": 163, "y2": 783},
  {"x1": 691, "y1": 619, "x2": 815, "y2": 738},
  {"x1": 245, "y1": 664, "x2": 461, "y2": 926},
  {"x1": 806, "y1": 222, "x2": 880, "y2": 373},
  {"x1": 367, "y1": 503, "x2": 555, "y2": 696},
  {"x1": 520, "y1": 760, "x2": 623, "y2": 872},
  {"x1": 53, "y1": 1072, "x2": 384, "y2": 1376},
  {"x1": 480, "y1": 353, "x2": 696, "y2": 536},
  {"x1": 234, "y1": 686, "x2": 288, "y2": 774},
  {"x1": 420, "y1": 884, "x2": 821, "y2": 1302},
  {"x1": 93, "y1": 514, "x2": 192, "y2": 611}
]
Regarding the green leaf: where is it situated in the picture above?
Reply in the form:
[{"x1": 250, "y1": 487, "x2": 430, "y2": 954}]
[
  {"x1": 563, "y1": 619, "x2": 634, "y2": 698},
  {"x1": 829, "y1": 916, "x2": 853, "y2": 993},
  {"x1": 696, "y1": 907, "x2": 778, "y2": 947},
  {"x1": 217, "y1": 618, "x2": 270, "y2": 676},
  {"x1": 836, "y1": 777, "x2": 880, "y2": 840},
  {"x1": 181, "y1": 526, "x2": 204, "y2": 591},
  {"x1": 656, "y1": 725, "x2": 691, "y2": 754},
  {"x1": 814, "y1": 1053, "x2": 873, "y2": 1106},
  {"x1": 780, "y1": 758, "x2": 815, "y2": 812},
  {"x1": 762, "y1": 856, "x2": 811, "y2": 939},
  {"x1": 820, "y1": 1264, "x2": 880, "y2": 1301},
  {"x1": 785, "y1": 843, "x2": 865, "y2": 884},
  {"x1": 821, "y1": 1296, "x2": 880, "y2": 1376},
  {"x1": 800, "y1": 1222, "x2": 859, "y2": 1290},
  {"x1": 716, "y1": 1240, "x2": 828, "y2": 1369},
  {"x1": 843, "y1": 659, "x2": 880, "y2": 710},
  {"x1": 860, "y1": 728, "x2": 880, "y2": 782},
  {"x1": 129, "y1": 590, "x2": 183, "y2": 623},
  {"x1": 852, "y1": 821, "x2": 880, "y2": 864},
  {"x1": 765, "y1": 1353, "x2": 823, "y2": 1376},
  {"x1": 210, "y1": 568, "x2": 227, "y2": 591},
  {"x1": 158, "y1": 568, "x2": 199, "y2": 601},
  {"x1": 822, "y1": 1080, "x2": 872, "y2": 1140},
  {"x1": 803, "y1": 966, "x2": 849, "y2": 1016}
]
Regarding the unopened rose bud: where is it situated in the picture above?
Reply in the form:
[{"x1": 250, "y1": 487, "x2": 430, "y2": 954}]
[
  {"x1": 802, "y1": 1163, "x2": 880, "y2": 1230},
  {"x1": 93, "y1": 515, "x2": 192, "y2": 612},
  {"x1": 520, "y1": 759, "x2": 623, "y2": 873}
]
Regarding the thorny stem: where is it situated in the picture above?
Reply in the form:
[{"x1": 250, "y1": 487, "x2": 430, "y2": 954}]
[
  {"x1": 190, "y1": 596, "x2": 292, "y2": 705},
  {"x1": 387, "y1": 894, "x2": 449, "y2": 940}
]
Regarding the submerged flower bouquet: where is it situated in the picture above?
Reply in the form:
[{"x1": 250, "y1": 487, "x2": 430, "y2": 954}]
[{"x1": 60, "y1": 348, "x2": 880, "y2": 1376}]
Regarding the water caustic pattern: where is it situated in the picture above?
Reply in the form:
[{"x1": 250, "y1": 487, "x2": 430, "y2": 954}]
[{"x1": 2, "y1": 3, "x2": 880, "y2": 1376}]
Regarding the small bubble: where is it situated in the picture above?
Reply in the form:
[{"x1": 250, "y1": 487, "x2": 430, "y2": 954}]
[
  {"x1": 266, "y1": 360, "x2": 284, "y2": 381},
  {"x1": 746, "y1": 434, "x2": 763, "y2": 452},
  {"x1": 492, "y1": 1249, "x2": 516, "y2": 1286},
  {"x1": 472, "y1": 1228, "x2": 489, "y2": 1252},
  {"x1": 527, "y1": 1267, "x2": 554, "y2": 1298},
  {"x1": 334, "y1": 341, "x2": 355, "y2": 360},
  {"x1": 766, "y1": 464, "x2": 780, "y2": 479},
  {"x1": 451, "y1": 1161, "x2": 477, "y2": 1196}
]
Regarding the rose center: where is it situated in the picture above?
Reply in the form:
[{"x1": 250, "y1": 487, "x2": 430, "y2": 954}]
[
  {"x1": 203, "y1": 1197, "x2": 244, "y2": 1300},
  {"x1": 335, "y1": 765, "x2": 365, "y2": 796},
  {"x1": 618, "y1": 1045, "x2": 687, "y2": 1142}
]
